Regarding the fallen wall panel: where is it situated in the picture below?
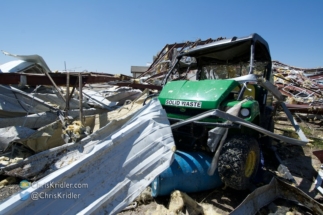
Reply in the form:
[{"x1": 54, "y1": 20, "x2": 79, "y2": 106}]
[{"x1": 0, "y1": 98, "x2": 175, "y2": 215}]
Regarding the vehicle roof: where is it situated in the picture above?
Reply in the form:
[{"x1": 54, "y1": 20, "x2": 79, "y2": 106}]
[{"x1": 178, "y1": 33, "x2": 271, "y2": 63}]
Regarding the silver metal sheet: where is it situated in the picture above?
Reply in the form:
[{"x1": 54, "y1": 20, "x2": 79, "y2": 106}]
[
  {"x1": 230, "y1": 178, "x2": 323, "y2": 215},
  {"x1": 0, "y1": 126, "x2": 36, "y2": 151},
  {"x1": 0, "y1": 108, "x2": 107, "y2": 129},
  {"x1": 2, "y1": 51, "x2": 52, "y2": 74},
  {"x1": 0, "y1": 60, "x2": 35, "y2": 73},
  {"x1": 0, "y1": 99, "x2": 175, "y2": 215}
]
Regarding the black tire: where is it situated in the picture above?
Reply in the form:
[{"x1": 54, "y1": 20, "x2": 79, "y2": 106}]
[{"x1": 218, "y1": 135, "x2": 260, "y2": 190}]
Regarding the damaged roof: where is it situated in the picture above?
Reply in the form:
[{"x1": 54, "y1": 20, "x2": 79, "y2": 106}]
[
  {"x1": 0, "y1": 60, "x2": 36, "y2": 73},
  {"x1": 178, "y1": 33, "x2": 271, "y2": 63}
]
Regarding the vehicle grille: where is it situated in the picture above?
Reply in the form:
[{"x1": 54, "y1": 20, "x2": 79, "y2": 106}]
[{"x1": 163, "y1": 106, "x2": 209, "y2": 116}]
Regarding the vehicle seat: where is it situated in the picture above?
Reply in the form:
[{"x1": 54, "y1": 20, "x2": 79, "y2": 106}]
[
  {"x1": 243, "y1": 84, "x2": 256, "y2": 99},
  {"x1": 232, "y1": 84, "x2": 256, "y2": 99}
]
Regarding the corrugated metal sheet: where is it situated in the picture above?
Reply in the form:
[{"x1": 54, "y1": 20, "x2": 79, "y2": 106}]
[{"x1": 0, "y1": 98, "x2": 175, "y2": 215}]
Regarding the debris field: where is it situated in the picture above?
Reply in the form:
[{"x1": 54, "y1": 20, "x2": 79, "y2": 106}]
[{"x1": 0, "y1": 34, "x2": 323, "y2": 215}]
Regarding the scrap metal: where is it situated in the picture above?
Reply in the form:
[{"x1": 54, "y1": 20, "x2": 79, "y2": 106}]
[
  {"x1": 273, "y1": 60, "x2": 323, "y2": 113},
  {"x1": 0, "y1": 72, "x2": 122, "y2": 86},
  {"x1": 136, "y1": 41, "x2": 323, "y2": 116},
  {"x1": 0, "y1": 98, "x2": 175, "y2": 215},
  {"x1": 231, "y1": 177, "x2": 323, "y2": 215},
  {"x1": 0, "y1": 37, "x2": 321, "y2": 214},
  {"x1": 137, "y1": 37, "x2": 226, "y2": 84}
]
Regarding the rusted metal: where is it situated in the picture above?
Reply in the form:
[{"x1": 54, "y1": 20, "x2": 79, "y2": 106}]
[
  {"x1": 272, "y1": 60, "x2": 320, "y2": 71},
  {"x1": 79, "y1": 73, "x2": 83, "y2": 124},
  {"x1": 141, "y1": 43, "x2": 169, "y2": 76},
  {"x1": 69, "y1": 77, "x2": 78, "y2": 101},
  {"x1": 283, "y1": 103, "x2": 323, "y2": 114},
  {"x1": 273, "y1": 61, "x2": 323, "y2": 115},
  {"x1": 139, "y1": 43, "x2": 177, "y2": 77},
  {"x1": 43, "y1": 68, "x2": 66, "y2": 103},
  {"x1": 65, "y1": 72, "x2": 70, "y2": 113},
  {"x1": 138, "y1": 37, "x2": 224, "y2": 79},
  {"x1": 231, "y1": 177, "x2": 323, "y2": 215},
  {"x1": 0, "y1": 72, "x2": 120, "y2": 86},
  {"x1": 113, "y1": 83, "x2": 162, "y2": 91},
  {"x1": 118, "y1": 74, "x2": 133, "y2": 81},
  {"x1": 313, "y1": 150, "x2": 323, "y2": 163},
  {"x1": 145, "y1": 71, "x2": 168, "y2": 82}
]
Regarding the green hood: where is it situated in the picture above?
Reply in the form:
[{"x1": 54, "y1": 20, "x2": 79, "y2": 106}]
[{"x1": 159, "y1": 80, "x2": 239, "y2": 109}]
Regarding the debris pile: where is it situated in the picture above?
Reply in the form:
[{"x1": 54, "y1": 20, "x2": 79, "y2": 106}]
[
  {"x1": 137, "y1": 37, "x2": 226, "y2": 86},
  {"x1": 0, "y1": 52, "x2": 148, "y2": 181},
  {"x1": 273, "y1": 60, "x2": 323, "y2": 114},
  {"x1": 0, "y1": 51, "x2": 176, "y2": 214},
  {"x1": 0, "y1": 34, "x2": 323, "y2": 215}
]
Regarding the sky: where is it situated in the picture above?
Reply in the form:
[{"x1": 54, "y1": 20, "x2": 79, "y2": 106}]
[{"x1": 0, "y1": 1, "x2": 322, "y2": 75}]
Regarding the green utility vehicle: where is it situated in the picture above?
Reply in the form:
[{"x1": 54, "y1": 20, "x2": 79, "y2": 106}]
[{"x1": 157, "y1": 33, "x2": 307, "y2": 190}]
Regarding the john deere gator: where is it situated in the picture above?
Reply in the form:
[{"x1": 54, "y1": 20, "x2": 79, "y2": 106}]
[{"x1": 157, "y1": 33, "x2": 308, "y2": 190}]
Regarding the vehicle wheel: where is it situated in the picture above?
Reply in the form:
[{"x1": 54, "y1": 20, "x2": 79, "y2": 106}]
[{"x1": 218, "y1": 135, "x2": 260, "y2": 190}]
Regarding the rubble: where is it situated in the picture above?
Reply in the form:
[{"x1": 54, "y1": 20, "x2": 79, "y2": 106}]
[
  {"x1": 0, "y1": 36, "x2": 322, "y2": 215},
  {"x1": 135, "y1": 42, "x2": 323, "y2": 119},
  {"x1": 0, "y1": 126, "x2": 36, "y2": 152},
  {"x1": 273, "y1": 61, "x2": 323, "y2": 114},
  {"x1": 231, "y1": 177, "x2": 323, "y2": 215},
  {"x1": 0, "y1": 108, "x2": 107, "y2": 129},
  {"x1": 0, "y1": 91, "x2": 150, "y2": 177},
  {"x1": 0, "y1": 51, "x2": 147, "y2": 194},
  {"x1": 0, "y1": 98, "x2": 175, "y2": 215}
]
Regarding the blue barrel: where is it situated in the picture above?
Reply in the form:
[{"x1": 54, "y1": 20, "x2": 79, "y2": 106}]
[{"x1": 151, "y1": 150, "x2": 223, "y2": 197}]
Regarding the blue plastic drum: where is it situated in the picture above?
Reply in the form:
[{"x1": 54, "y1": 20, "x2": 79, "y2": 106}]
[{"x1": 151, "y1": 150, "x2": 223, "y2": 197}]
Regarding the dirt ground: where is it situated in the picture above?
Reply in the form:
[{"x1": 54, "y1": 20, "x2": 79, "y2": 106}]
[
  {"x1": 118, "y1": 117, "x2": 323, "y2": 215},
  {"x1": 1, "y1": 115, "x2": 323, "y2": 214}
]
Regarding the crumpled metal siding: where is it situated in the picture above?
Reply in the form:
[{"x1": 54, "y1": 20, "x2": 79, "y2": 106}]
[{"x1": 0, "y1": 98, "x2": 175, "y2": 215}]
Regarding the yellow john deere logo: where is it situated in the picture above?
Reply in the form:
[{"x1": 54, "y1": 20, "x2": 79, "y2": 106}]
[
  {"x1": 180, "y1": 108, "x2": 186, "y2": 112},
  {"x1": 19, "y1": 180, "x2": 31, "y2": 190}
]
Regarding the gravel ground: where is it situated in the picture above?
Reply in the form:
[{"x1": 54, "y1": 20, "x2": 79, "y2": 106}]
[
  {"x1": 118, "y1": 118, "x2": 323, "y2": 214},
  {"x1": 0, "y1": 184, "x2": 20, "y2": 203},
  {"x1": 1, "y1": 120, "x2": 323, "y2": 214}
]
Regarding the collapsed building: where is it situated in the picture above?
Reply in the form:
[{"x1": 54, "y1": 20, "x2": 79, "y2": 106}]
[
  {"x1": 0, "y1": 34, "x2": 323, "y2": 215},
  {"x1": 272, "y1": 61, "x2": 323, "y2": 115}
]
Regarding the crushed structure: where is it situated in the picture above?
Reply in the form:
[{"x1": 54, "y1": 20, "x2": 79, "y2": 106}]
[
  {"x1": 273, "y1": 60, "x2": 323, "y2": 114},
  {"x1": 0, "y1": 33, "x2": 322, "y2": 215}
]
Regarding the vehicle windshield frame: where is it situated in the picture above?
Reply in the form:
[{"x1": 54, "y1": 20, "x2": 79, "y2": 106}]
[{"x1": 162, "y1": 34, "x2": 272, "y2": 86}]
